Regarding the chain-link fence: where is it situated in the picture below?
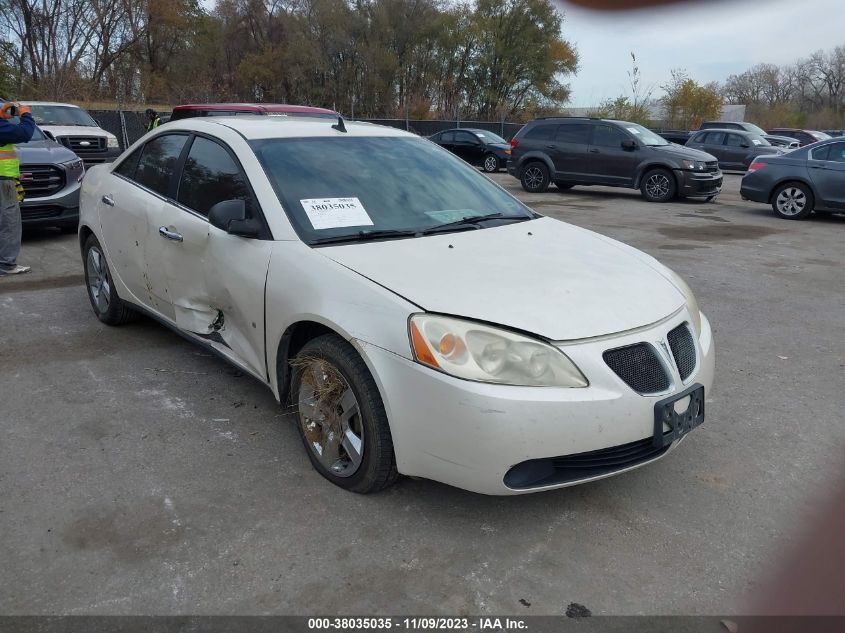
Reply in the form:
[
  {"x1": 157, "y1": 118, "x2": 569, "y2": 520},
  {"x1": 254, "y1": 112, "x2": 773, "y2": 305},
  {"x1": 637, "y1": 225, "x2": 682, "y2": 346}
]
[{"x1": 87, "y1": 110, "x2": 526, "y2": 150}]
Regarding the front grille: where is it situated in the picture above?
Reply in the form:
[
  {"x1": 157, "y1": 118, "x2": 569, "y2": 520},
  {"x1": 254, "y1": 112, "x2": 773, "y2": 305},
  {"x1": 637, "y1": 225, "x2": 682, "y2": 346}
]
[
  {"x1": 21, "y1": 204, "x2": 63, "y2": 220},
  {"x1": 603, "y1": 343, "x2": 671, "y2": 395},
  {"x1": 504, "y1": 438, "x2": 670, "y2": 489},
  {"x1": 667, "y1": 323, "x2": 697, "y2": 381},
  {"x1": 57, "y1": 136, "x2": 105, "y2": 155},
  {"x1": 705, "y1": 161, "x2": 719, "y2": 173},
  {"x1": 19, "y1": 164, "x2": 65, "y2": 198}
]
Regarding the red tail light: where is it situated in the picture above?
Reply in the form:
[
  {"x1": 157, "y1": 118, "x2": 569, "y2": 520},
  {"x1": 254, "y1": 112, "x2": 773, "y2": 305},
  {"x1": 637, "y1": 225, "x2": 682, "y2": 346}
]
[
  {"x1": 748, "y1": 161, "x2": 767, "y2": 173},
  {"x1": 510, "y1": 138, "x2": 519, "y2": 149}
]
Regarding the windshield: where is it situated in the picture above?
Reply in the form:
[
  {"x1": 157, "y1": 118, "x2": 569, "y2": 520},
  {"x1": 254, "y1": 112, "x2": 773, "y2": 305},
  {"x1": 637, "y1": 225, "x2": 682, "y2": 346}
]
[
  {"x1": 622, "y1": 123, "x2": 669, "y2": 146},
  {"x1": 9, "y1": 119, "x2": 46, "y2": 141},
  {"x1": 811, "y1": 131, "x2": 832, "y2": 141},
  {"x1": 251, "y1": 136, "x2": 532, "y2": 244},
  {"x1": 474, "y1": 131, "x2": 507, "y2": 144},
  {"x1": 28, "y1": 105, "x2": 98, "y2": 127}
]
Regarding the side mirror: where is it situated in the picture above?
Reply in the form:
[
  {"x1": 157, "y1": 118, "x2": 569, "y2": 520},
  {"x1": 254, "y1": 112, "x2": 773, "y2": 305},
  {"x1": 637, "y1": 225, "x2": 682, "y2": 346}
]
[
  {"x1": 208, "y1": 199, "x2": 260, "y2": 238},
  {"x1": 621, "y1": 139, "x2": 637, "y2": 151}
]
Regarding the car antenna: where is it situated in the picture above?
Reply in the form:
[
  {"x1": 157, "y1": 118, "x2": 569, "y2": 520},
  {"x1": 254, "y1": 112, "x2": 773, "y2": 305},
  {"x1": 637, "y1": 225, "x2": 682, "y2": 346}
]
[{"x1": 332, "y1": 116, "x2": 347, "y2": 133}]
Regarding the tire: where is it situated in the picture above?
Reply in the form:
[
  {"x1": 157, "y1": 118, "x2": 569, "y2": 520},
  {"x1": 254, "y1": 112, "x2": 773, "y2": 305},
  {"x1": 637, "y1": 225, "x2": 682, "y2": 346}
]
[
  {"x1": 291, "y1": 334, "x2": 398, "y2": 493},
  {"x1": 82, "y1": 234, "x2": 138, "y2": 325},
  {"x1": 771, "y1": 182, "x2": 814, "y2": 220},
  {"x1": 640, "y1": 168, "x2": 677, "y2": 202},
  {"x1": 482, "y1": 153, "x2": 499, "y2": 173},
  {"x1": 520, "y1": 161, "x2": 550, "y2": 193},
  {"x1": 554, "y1": 181, "x2": 574, "y2": 190}
]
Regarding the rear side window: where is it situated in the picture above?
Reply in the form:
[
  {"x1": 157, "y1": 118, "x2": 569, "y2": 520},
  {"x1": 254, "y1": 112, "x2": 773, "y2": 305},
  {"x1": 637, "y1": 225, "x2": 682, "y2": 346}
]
[
  {"x1": 133, "y1": 134, "x2": 189, "y2": 197},
  {"x1": 454, "y1": 131, "x2": 478, "y2": 144},
  {"x1": 820, "y1": 142, "x2": 845, "y2": 162},
  {"x1": 555, "y1": 124, "x2": 590, "y2": 144},
  {"x1": 177, "y1": 136, "x2": 253, "y2": 217},
  {"x1": 523, "y1": 124, "x2": 558, "y2": 141},
  {"x1": 592, "y1": 124, "x2": 628, "y2": 147},
  {"x1": 441, "y1": 131, "x2": 455, "y2": 143},
  {"x1": 704, "y1": 132, "x2": 726, "y2": 145},
  {"x1": 726, "y1": 134, "x2": 745, "y2": 147}
]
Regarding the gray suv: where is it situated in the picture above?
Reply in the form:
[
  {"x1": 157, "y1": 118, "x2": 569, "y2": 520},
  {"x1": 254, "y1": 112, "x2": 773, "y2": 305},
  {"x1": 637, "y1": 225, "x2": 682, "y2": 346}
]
[
  {"x1": 17, "y1": 124, "x2": 85, "y2": 231},
  {"x1": 507, "y1": 117, "x2": 722, "y2": 202}
]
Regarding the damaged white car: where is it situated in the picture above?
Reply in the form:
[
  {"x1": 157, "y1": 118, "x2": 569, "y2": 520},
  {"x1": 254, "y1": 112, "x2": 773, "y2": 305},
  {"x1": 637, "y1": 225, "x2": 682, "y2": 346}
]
[{"x1": 79, "y1": 116, "x2": 715, "y2": 495}]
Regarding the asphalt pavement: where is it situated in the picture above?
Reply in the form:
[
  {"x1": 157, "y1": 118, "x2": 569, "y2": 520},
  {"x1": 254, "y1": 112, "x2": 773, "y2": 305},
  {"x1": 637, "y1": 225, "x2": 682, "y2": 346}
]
[{"x1": 1, "y1": 174, "x2": 844, "y2": 615}]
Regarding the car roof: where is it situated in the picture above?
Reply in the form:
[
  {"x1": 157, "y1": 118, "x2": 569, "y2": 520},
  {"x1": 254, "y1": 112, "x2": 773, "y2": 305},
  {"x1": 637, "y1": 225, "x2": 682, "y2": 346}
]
[
  {"x1": 172, "y1": 103, "x2": 338, "y2": 115},
  {"x1": 162, "y1": 116, "x2": 415, "y2": 140},
  {"x1": 695, "y1": 128, "x2": 754, "y2": 135},
  {"x1": 20, "y1": 101, "x2": 82, "y2": 108}
]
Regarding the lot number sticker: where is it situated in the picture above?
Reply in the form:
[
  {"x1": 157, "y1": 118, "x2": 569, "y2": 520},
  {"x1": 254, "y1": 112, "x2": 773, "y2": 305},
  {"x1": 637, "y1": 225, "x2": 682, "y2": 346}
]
[{"x1": 300, "y1": 197, "x2": 374, "y2": 230}]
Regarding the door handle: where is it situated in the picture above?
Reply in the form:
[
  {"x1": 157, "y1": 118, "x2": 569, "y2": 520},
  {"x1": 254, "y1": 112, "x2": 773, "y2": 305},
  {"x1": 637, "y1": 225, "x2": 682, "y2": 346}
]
[
  {"x1": 158, "y1": 226, "x2": 183, "y2": 242},
  {"x1": 545, "y1": 144, "x2": 557, "y2": 149},
  {"x1": 101, "y1": 195, "x2": 115, "y2": 206},
  {"x1": 589, "y1": 148, "x2": 600, "y2": 153}
]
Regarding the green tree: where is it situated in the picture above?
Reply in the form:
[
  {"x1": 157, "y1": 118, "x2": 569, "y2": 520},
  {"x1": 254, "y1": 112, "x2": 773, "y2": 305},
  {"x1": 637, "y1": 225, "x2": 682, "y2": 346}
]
[{"x1": 661, "y1": 69, "x2": 722, "y2": 129}]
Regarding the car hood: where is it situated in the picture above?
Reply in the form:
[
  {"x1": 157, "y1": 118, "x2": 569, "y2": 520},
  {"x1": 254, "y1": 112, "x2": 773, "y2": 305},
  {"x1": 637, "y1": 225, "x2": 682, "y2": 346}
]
[
  {"x1": 319, "y1": 217, "x2": 686, "y2": 341},
  {"x1": 14, "y1": 139, "x2": 78, "y2": 164},
  {"x1": 37, "y1": 125, "x2": 114, "y2": 139},
  {"x1": 654, "y1": 144, "x2": 717, "y2": 162}
]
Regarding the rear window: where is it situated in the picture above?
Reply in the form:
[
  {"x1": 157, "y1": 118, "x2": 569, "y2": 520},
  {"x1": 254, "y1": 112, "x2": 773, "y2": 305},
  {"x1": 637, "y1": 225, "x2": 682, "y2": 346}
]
[{"x1": 522, "y1": 124, "x2": 558, "y2": 141}]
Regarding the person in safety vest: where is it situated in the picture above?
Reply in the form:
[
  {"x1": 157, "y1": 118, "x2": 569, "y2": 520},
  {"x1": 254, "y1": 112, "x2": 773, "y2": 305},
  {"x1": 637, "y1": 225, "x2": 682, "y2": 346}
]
[
  {"x1": 0, "y1": 101, "x2": 35, "y2": 276},
  {"x1": 145, "y1": 108, "x2": 161, "y2": 132}
]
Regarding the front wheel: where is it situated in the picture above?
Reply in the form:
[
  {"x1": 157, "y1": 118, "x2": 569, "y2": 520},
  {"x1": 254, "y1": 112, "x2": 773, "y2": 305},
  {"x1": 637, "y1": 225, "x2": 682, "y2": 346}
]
[
  {"x1": 291, "y1": 334, "x2": 398, "y2": 493},
  {"x1": 520, "y1": 162, "x2": 550, "y2": 193},
  {"x1": 640, "y1": 168, "x2": 676, "y2": 202},
  {"x1": 771, "y1": 182, "x2": 814, "y2": 219},
  {"x1": 482, "y1": 153, "x2": 499, "y2": 173},
  {"x1": 82, "y1": 234, "x2": 138, "y2": 325}
]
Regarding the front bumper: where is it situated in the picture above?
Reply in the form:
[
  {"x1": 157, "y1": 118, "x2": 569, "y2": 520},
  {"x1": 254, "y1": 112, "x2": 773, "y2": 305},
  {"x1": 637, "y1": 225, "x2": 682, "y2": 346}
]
[
  {"x1": 21, "y1": 182, "x2": 80, "y2": 228},
  {"x1": 675, "y1": 168, "x2": 722, "y2": 197},
  {"x1": 361, "y1": 311, "x2": 715, "y2": 495}
]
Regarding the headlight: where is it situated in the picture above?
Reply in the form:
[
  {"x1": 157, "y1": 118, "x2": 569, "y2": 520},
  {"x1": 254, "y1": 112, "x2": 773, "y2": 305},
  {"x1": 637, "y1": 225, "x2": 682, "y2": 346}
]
[
  {"x1": 409, "y1": 314, "x2": 588, "y2": 387},
  {"x1": 106, "y1": 136, "x2": 119, "y2": 149},
  {"x1": 681, "y1": 159, "x2": 705, "y2": 171},
  {"x1": 666, "y1": 269, "x2": 702, "y2": 337},
  {"x1": 63, "y1": 159, "x2": 83, "y2": 171}
]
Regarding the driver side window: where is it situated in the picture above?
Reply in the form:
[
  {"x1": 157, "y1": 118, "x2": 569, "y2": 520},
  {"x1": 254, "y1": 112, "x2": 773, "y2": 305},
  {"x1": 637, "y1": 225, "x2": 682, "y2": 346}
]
[{"x1": 176, "y1": 136, "x2": 254, "y2": 218}]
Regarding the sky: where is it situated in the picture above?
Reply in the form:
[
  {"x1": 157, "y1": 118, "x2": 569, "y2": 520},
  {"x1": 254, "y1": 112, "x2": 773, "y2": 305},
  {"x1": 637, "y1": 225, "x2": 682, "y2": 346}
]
[{"x1": 560, "y1": 0, "x2": 844, "y2": 107}]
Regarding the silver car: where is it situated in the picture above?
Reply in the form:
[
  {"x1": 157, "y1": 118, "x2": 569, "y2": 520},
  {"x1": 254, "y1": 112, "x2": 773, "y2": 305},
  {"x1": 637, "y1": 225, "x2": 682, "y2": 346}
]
[{"x1": 17, "y1": 125, "x2": 85, "y2": 232}]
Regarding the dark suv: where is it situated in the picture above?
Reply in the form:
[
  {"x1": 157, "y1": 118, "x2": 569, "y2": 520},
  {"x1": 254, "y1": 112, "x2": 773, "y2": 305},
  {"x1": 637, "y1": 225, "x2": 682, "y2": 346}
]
[{"x1": 507, "y1": 118, "x2": 722, "y2": 202}]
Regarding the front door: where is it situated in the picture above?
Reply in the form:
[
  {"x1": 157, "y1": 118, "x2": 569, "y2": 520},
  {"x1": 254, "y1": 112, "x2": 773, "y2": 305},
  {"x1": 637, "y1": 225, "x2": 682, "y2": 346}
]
[
  {"x1": 585, "y1": 124, "x2": 638, "y2": 186},
  {"x1": 453, "y1": 130, "x2": 483, "y2": 166},
  {"x1": 808, "y1": 142, "x2": 845, "y2": 209},
  {"x1": 145, "y1": 135, "x2": 272, "y2": 379}
]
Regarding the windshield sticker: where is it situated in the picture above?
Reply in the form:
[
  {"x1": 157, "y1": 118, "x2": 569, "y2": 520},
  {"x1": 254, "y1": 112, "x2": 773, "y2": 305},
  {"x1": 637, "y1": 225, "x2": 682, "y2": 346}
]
[
  {"x1": 425, "y1": 209, "x2": 478, "y2": 223},
  {"x1": 752, "y1": 139, "x2": 762, "y2": 145},
  {"x1": 301, "y1": 197, "x2": 374, "y2": 230},
  {"x1": 627, "y1": 127, "x2": 641, "y2": 134}
]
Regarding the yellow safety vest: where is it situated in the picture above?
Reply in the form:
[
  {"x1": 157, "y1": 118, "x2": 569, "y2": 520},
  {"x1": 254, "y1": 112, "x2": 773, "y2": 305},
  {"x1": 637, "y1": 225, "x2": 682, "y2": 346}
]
[{"x1": 0, "y1": 143, "x2": 20, "y2": 178}]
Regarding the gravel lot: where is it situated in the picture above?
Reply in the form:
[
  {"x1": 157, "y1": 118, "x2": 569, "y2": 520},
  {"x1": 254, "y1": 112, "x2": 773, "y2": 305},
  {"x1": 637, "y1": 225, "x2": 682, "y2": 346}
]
[{"x1": 1, "y1": 173, "x2": 843, "y2": 615}]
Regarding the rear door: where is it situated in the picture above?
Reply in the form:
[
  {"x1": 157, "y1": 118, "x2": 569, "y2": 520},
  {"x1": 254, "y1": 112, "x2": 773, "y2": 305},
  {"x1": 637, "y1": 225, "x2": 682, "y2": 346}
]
[
  {"x1": 550, "y1": 123, "x2": 592, "y2": 180},
  {"x1": 724, "y1": 133, "x2": 749, "y2": 169},
  {"x1": 701, "y1": 132, "x2": 729, "y2": 166},
  {"x1": 585, "y1": 123, "x2": 638, "y2": 186},
  {"x1": 453, "y1": 130, "x2": 483, "y2": 165},
  {"x1": 808, "y1": 142, "x2": 845, "y2": 209},
  {"x1": 145, "y1": 134, "x2": 273, "y2": 378}
]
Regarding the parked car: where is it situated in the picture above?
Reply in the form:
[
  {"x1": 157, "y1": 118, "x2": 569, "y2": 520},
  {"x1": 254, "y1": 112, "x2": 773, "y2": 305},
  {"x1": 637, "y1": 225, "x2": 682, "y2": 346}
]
[
  {"x1": 766, "y1": 128, "x2": 832, "y2": 147},
  {"x1": 169, "y1": 103, "x2": 339, "y2": 121},
  {"x1": 428, "y1": 128, "x2": 510, "y2": 172},
  {"x1": 685, "y1": 129, "x2": 782, "y2": 171},
  {"x1": 699, "y1": 120, "x2": 768, "y2": 136},
  {"x1": 22, "y1": 101, "x2": 122, "y2": 166},
  {"x1": 651, "y1": 128, "x2": 692, "y2": 144},
  {"x1": 17, "y1": 124, "x2": 85, "y2": 231},
  {"x1": 78, "y1": 116, "x2": 714, "y2": 495},
  {"x1": 740, "y1": 138, "x2": 845, "y2": 220},
  {"x1": 507, "y1": 117, "x2": 722, "y2": 202},
  {"x1": 764, "y1": 135, "x2": 800, "y2": 150}
]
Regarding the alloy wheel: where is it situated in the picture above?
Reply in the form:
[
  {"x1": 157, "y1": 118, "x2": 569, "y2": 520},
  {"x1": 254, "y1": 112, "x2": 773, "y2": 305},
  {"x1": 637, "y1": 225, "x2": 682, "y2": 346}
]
[
  {"x1": 645, "y1": 174, "x2": 671, "y2": 199},
  {"x1": 484, "y1": 155, "x2": 498, "y2": 172},
  {"x1": 297, "y1": 359, "x2": 364, "y2": 477},
  {"x1": 776, "y1": 187, "x2": 806, "y2": 216},
  {"x1": 523, "y1": 166, "x2": 544, "y2": 190},
  {"x1": 86, "y1": 247, "x2": 111, "y2": 314}
]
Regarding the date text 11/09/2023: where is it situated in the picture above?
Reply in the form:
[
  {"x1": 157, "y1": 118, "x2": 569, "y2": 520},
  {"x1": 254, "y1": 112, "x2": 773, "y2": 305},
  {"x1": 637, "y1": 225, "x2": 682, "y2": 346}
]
[{"x1": 308, "y1": 617, "x2": 529, "y2": 631}]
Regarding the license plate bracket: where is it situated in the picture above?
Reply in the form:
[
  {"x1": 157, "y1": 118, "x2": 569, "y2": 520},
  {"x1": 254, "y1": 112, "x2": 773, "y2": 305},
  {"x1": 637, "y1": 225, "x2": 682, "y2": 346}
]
[{"x1": 653, "y1": 383, "x2": 705, "y2": 448}]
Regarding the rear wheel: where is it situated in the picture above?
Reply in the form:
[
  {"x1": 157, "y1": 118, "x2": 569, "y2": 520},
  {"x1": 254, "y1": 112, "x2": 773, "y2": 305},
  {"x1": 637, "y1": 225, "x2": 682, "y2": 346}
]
[
  {"x1": 482, "y1": 153, "x2": 499, "y2": 173},
  {"x1": 640, "y1": 168, "x2": 676, "y2": 202},
  {"x1": 520, "y1": 162, "x2": 550, "y2": 193},
  {"x1": 771, "y1": 182, "x2": 814, "y2": 220},
  {"x1": 291, "y1": 334, "x2": 398, "y2": 493},
  {"x1": 82, "y1": 234, "x2": 138, "y2": 325}
]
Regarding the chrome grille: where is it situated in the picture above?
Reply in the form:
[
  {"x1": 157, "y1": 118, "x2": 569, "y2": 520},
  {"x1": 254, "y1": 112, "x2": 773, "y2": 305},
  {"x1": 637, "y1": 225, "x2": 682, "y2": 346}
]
[
  {"x1": 603, "y1": 343, "x2": 670, "y2": 395},
  {"x1": 19, "y1": 164, "x2": 64, "y2": 198},
  {"x1": 57, "y1": 136, "x2": 105, "y2": 155},
  {"x1": 668, "y1": 323, "x2": 697, "y2": 381}
]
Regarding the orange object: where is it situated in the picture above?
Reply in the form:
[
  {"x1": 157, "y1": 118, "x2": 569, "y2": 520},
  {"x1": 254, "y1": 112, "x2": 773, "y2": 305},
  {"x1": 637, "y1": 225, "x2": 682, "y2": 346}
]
[{"x1": 410, "y1": 321, "x2": 440, "y2": 368}]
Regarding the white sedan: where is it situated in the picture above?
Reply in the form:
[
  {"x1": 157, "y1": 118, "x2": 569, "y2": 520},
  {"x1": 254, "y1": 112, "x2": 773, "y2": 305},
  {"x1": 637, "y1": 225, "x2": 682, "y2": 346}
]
[{"x1": 79, "y1": 116, "x2": 715, "y2": 495}]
